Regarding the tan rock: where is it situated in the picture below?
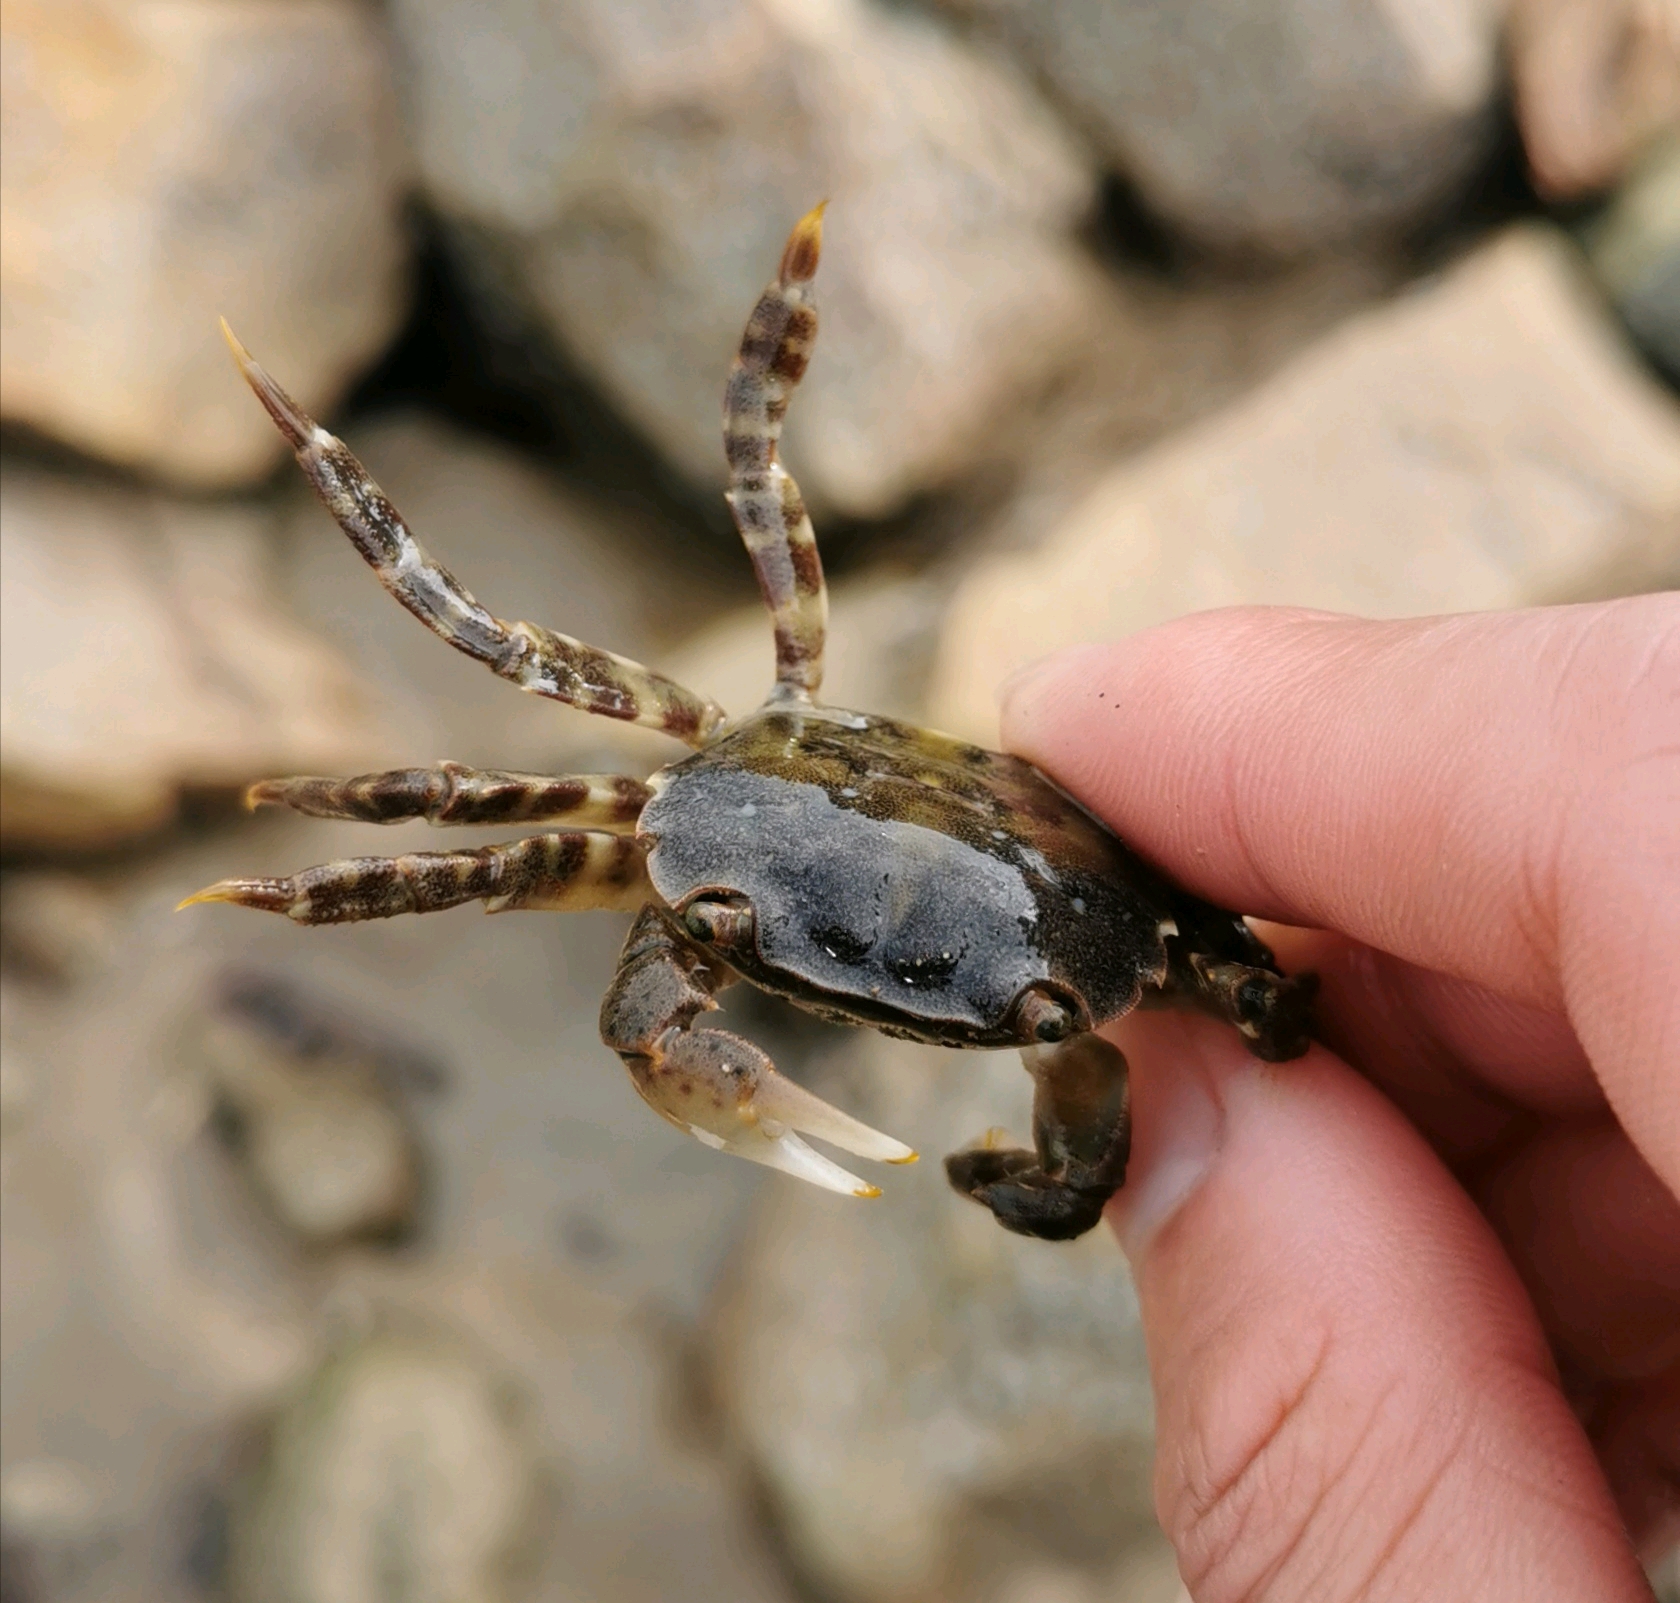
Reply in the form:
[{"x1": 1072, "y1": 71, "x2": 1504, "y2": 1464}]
[
  {"x1": 0, "y1": 0, "x2": 408, "y2": 486},
  {"x1": 0, "y1": 462, "x2": 375, "y2": 847},
  {"x1": 1511, "y1": 0, "x2": 1680, "y2": 198},
  {"x1": 390, "y1": 0, "x2": 1099, "y2": 517},
  {"x1": 929, "y1": 226, "x2": 1680, "y2": 741},
  {"x1": 668, "y1": 569, "x2": 948, "y2": 725}
]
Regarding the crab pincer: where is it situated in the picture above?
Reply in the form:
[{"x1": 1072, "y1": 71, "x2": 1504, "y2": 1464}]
[{"x1": 600, "y1": 907, "x2": 915, "y2": 1197}]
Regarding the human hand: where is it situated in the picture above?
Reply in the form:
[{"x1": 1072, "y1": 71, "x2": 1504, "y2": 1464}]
[{"x1": 1000, "y1": 597, "x2": 1679, "y2": 1601}]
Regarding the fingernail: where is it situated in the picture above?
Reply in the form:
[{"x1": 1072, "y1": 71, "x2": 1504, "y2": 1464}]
[{"x1": 1108, "y1": 1017, "x2": 1234, "y2": 1261}]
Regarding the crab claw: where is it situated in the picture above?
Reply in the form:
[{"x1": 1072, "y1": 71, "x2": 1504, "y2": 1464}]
[{"x1": 627, "y1": 1026, "x2": 915, "y2": 1198}]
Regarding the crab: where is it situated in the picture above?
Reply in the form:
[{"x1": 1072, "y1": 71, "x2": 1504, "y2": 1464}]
[{"x1": 183, "y1": 205, "x2": 1316, "y2": 1241}]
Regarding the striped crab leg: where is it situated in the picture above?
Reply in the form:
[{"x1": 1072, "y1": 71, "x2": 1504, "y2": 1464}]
[
  {"x1": 222, "y1": 323, "x2": 725, "y2": 746},
  {"x1": 724, "y1": 204, "x2": 829, "y2": 700},
  {"x1": 246, "y1": 763, "x2": 652, "y2": 831},
  {"x1": 180, "y1": 832, "x2": 650, "y2": 924}
]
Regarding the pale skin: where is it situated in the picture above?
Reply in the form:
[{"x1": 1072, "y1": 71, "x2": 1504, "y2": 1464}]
[{"x1": 1002, "y1": 595, "x2": 1678, "y2": 1602}]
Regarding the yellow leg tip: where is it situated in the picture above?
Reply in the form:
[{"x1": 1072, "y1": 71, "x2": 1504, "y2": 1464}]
[
  {"x1": 176, "y1": 886, "x2": 228, "y2": 911},
  {"x1": 217, "y1": 315, "x2": 253, "y2": 368},
  {"x1": 853, "y1": 1183, "x2": 883, "y2": 1199},
  {"x1": 779, "y1": 200, "x2": 827, "y2": 285},
  {"x1": 885, "y1": 1150, "x2": 920, "y2": 1166}
]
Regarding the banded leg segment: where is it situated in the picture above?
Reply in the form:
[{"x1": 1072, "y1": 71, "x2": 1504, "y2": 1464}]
[
  {"x1": 723, "y1": 205, "x2": 829, "y2": 698},
  {"x1": 600, "y1": 909, "x2": 915, "y2": 1195},
  {"x1": 180, "y1": 832, "x2": 649, "y2": 925},
  {"x1": 248, "y1": 763, "x2": 651, "y2": 832},
  {"x1": 1146, "y1": 899, "x2": 1317, "y2": 1063},
  {"x1": 945, "y1": 1033, "x2": 1131, "y2": 1242},
  {"x1": 219, "y1": 321, "x2": 724, "y2": 746}
]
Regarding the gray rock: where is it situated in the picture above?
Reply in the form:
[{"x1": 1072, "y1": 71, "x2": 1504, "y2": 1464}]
[
  {"x1": 1584, "y1": 135, "x2": 1680, "y2": 381},
  {"x1": 0, "y1": 462, "x2": 376, "y2": 849},
  {"x1": 188, "y1": 975, "x2": 431, "y2": 1249},
  {"x1": 929, "y1": 225, "x2": 1680, "y2": 740},
  {"x1": 387, "y1": 0, "x2": 1100, "y2": 517},
  {"x1": 708, "y1": 1034, "x2": 1171, "y2": 1603},
  {"x1": 941, "y1": 0, "x2": 1502, "y2": 256},
  {"x1": 228, "y1": 1324, "x2": 547, "y2": 1603},
  {"x1": 0, "y1": 0, "x2": 410, "y2": 488}
]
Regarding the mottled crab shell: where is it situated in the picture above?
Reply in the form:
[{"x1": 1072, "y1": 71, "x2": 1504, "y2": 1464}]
[{"x1": 638, "y1": 703, "x2": 1178, "y2": 1047}]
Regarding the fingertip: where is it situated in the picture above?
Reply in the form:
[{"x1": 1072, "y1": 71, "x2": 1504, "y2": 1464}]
[{"x1": 1104, "y1": 1008, "x2": 1645, "y2": 1600}]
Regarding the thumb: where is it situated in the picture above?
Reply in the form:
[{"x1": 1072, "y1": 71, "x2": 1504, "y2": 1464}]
[{"x1": 1108, "y1": 1010, "x2": 1648, "y2": 1602}]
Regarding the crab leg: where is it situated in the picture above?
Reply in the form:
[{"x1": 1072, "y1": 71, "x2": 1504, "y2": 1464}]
[
  {"x1": 246, "y1": 763, "x2": 651, "y2": 832},
  {"x1": 600, "y1": 909, "x2": 915, "y2": 1196},
  {"x1": 220, "y1": 322, "x2": 724, "y2": 746},
  {"x1": 945, "y1": 1033, "x2": 1131, "y2": 1241},
  {"x1": 724, "y1": 204, "x2": 829, "y2": 699},
  {"x1": 179, "y1": 832, "x2": 649, "y2": 925}
]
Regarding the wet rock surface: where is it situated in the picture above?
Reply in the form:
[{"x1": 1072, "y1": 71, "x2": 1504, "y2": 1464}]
[
  {"x1": 0, "y1": 0, "x2": 409, "y2": 487},
  {"x1": 388, "y1": 0, "x2": 1100, "y2": 518}
]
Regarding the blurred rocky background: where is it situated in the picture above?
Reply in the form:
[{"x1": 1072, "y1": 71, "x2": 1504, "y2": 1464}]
[{"x1": 2, "y1": 1, "x2": 1677, "y2": 1600}]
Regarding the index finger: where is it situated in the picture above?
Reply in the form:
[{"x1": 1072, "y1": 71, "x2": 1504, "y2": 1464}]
[{"x1": 999, "y1": 597, "x2": 1680, "y2": 1185}]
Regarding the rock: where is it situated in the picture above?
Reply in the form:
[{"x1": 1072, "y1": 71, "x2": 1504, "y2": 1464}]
[
  {"x1": 1583, "y1": 134, "x2": 1680, "y2": 381},
  {"x1": 228, "y1": 1324, "x2": 547, "y2": 1603},
  {"x1": 708, "y1": 1033, "x2": 1172, "y2": 1603},
  {"x1": 0, "y1": 0, "x2": 408, "y2": 486},
  {"x1": 940, "y1": 0, "x2": 1502, "y2": 256},
  {"x1": 1511, "y1": 0, "x2": 1680, "y2": 198},
  {"x1": 388, "y1": 0, "x2": 1100, "y2": 517},
  {"x1": 189, "y1": 973, "x2": 434, "y2": 1248},
  {"x1": 293, "y1": 1258, "x2": 795, "y2": 1603},
  {"x1": 668, "y1": 569, "x2": 949, "y2": 725},
  {"x1": 929, "y1": 225, "x2": 1680, "y2": 741},
  {"x1": 1, "y1": 899, "x2": 323, "y2": 1603},
  {"x1": 0, "y1": 462, "x2": 375, "y2": 849}
]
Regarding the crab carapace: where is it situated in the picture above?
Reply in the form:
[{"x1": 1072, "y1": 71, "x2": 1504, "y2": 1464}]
[{"x1": 184, "y1": 206, "x2": 1315, "y2": 1241}]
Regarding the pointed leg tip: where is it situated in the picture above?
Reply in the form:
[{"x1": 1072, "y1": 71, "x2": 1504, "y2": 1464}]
[
  {"x1": 177, "y1": 882, "x2": 236, "y2": 911},
  {"x1": 217, "y1": 321, "x2": 313, "y2": 450},
  {"x1": 779, "y1": 201, "x2": 826, "y2": 285},
  {"x1": 854, "y1": 1183, "x2": 883, "y2": 1199},
  {"x1": 177, "y1": 878, "x2": 294, "y2": 916},
  {"x1": 885, "y1": 1150, "x2": 919, "y2": 1166},
  {"x1": 217, "y1": 315, "x2": 252, "y2": 366}
]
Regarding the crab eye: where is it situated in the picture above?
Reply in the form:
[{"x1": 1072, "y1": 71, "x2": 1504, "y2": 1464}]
[
  {"x1": 683, "y1": 896, "x2": 754, "y2": 950},
  {"x1": 1014, "y1": 986, "x2": 1079, "y2": 1044}
]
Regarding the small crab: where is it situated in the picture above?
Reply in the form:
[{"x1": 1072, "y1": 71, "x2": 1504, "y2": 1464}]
[{"x1": 184, "y1": 206, "x2": 1315, "y2": 1241}]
